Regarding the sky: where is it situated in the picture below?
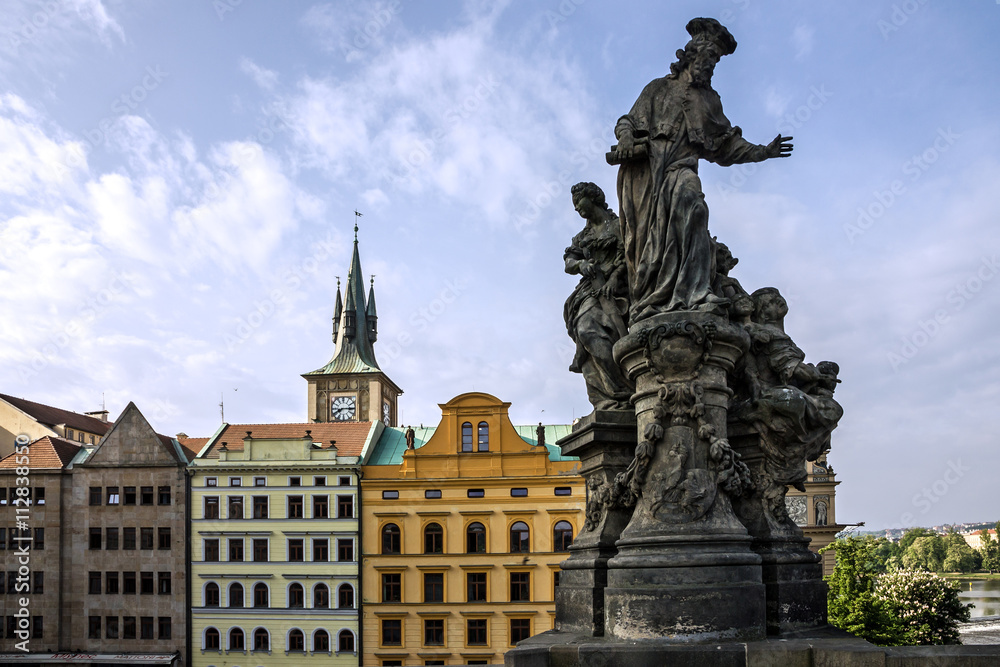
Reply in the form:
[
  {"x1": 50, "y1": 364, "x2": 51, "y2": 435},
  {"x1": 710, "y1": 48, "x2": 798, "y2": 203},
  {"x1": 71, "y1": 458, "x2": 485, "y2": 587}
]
[{"x1": 0, "y1": 0, "x2": 997, "y2": 532}]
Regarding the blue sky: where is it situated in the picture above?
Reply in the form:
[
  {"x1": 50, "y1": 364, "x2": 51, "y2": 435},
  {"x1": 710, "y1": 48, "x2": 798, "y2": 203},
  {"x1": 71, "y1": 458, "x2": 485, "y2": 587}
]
[{"x1": 1, "y1": 0, "x2": 998, "y2": 531}]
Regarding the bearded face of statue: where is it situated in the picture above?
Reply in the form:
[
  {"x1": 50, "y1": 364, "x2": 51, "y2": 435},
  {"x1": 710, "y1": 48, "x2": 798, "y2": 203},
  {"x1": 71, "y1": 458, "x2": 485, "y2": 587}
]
[{"x1": 688, "y1": 42, "x2": 721, "y2": 87}]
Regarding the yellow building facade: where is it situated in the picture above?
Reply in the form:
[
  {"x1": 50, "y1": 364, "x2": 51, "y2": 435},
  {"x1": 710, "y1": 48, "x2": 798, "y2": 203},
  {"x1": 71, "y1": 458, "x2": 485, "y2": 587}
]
[
  {"x1": 784, "y1": 456, "x2": 843, "y2": 575},
  {"x1": 189, "y1": 422, "x2": 376, "y2": 667},
  {"x1": 360, "y1": 392, "x2": 583, "y2": 666}
]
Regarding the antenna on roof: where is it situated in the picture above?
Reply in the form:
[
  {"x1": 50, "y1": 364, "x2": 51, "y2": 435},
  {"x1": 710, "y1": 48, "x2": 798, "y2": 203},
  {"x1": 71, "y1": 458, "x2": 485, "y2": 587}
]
[
  {"x1": 219, "y1": 393, "x2": 225, "y2": 424},
  {"x1": 102, "y1": 392, "x2": 106, "y2": 411}
]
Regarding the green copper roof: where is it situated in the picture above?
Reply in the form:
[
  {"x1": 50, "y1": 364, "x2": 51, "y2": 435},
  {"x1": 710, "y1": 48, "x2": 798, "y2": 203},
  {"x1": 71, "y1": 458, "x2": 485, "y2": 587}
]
[{"x1": 366, "y1": 424, "x2": 577, "y2": 466}]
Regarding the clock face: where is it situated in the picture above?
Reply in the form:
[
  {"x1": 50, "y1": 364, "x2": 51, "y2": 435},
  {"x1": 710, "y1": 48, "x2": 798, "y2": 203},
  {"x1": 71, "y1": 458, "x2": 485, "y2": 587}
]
[
  {"x1": 382, "y1": 401, "x2": 391, "y2": 426},
  {"x1": 331, "y1": 396, "x2": 356, "y2": 421}
]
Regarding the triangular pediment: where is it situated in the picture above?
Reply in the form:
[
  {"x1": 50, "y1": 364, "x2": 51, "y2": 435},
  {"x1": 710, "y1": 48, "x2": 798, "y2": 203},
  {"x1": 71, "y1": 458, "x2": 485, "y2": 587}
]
[{"x1": 84, "y1": 402, "x2": 182, "y2": 467}]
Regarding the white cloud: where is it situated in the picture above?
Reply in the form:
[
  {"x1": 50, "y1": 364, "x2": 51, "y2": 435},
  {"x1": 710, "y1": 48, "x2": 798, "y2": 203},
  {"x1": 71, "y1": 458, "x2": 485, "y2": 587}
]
[
  {"x1": 792, "y1": 24, "x2": 814, "y2": 59},
  {"x1": 240, "y1": 57, "x2": 279, "y2": 91}
]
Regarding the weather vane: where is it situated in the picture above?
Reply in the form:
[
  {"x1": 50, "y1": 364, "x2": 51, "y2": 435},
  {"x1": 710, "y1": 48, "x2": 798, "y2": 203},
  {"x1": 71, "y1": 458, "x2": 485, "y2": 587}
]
[{"x1": 354, "y1": 209, "x2": 363, "y2": 240}]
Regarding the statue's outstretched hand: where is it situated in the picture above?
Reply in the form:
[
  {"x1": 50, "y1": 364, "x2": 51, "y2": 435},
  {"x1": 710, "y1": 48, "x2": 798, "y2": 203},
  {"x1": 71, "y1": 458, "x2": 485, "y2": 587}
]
[{"x1": 766, "y1": 134, "x2": 793, "y2": 158}]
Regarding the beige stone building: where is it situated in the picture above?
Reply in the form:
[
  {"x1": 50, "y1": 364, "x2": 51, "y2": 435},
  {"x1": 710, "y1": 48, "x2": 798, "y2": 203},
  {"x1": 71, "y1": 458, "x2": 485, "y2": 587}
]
[
  {"x1": 784, "y1": 456, "x2": 843, "y2": 575},
  {"x1": 0, "y1": 392, "x2": 111, "y2": 459}
]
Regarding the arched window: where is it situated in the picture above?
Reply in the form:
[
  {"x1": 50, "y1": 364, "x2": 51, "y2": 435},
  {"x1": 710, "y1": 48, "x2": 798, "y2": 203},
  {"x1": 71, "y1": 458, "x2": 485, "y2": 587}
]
[
  {"x1": 478, "y1": 421, "x2": 489, "y2": 451},
  {"x1": 228, "y1": 583, "x2": 244, "y2": 608},
  {"x1": 381, "y1": 523, "x2": 401, "y2": 554},
  {"x1": 204, "y1": 627, "x2": 220, "y2": 650},
  {"x1": 424, "y1": 522, "x2": 444, "y2": 554},
  {"x1": 510, "y1": 521, "x2": 530, "y2": 553},
  {"x1": 338, "y1": 582, "x2": 355, "y2": 609},
  {"x1": 338, "y1": 629, "x2": 356, "y2": 653},
  {"x1": 314, "y1": 629, "x2": 330, "y2": 652},
  {"x1": 253, "y1": 627, "x2": 269, "y2": 651},
  {"x1": 553, "y1": 520, "x2": 574, "y2": 552},
  {"x1": 253, "y1": 583, "x2": 268, "y2": 608},
  {"x1": 288, "y1": 628, "x2": 304, "y2": 652},
  {"x1": 461, "y1": 422, "x2": 473, "y2": 452},
  {"x1": 288, "y1": 583, "x2": 304, "y2": 608},
  {"x1": 228, "y1": 627, "x2": 244, "y2": 650},
  {"x1": 466, "y1": 522, "x2": 486, "y2": 553},
  {"x1": 205, "y1": 582, "x2": 220, "y2": 607},
  {"x1": 314, "y1": 583, "x2": 329, "y2": 608}
]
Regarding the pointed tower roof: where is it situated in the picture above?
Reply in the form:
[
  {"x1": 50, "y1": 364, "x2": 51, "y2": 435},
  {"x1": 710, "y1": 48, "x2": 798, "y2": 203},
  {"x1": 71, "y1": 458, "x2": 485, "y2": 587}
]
[
  {"x1": 305, "y1": 226, "x2": 382, "y2": 375},
  {"x1": 367, "y1": 276, "x2": 378, "y2": 319}
]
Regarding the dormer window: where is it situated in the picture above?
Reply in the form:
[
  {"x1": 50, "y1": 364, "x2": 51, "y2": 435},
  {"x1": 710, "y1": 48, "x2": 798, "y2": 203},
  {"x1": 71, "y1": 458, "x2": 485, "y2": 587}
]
[
  {"x1": 461, "y1": 422, "x2": 473, "y2": 452},
  {"x1": 477, "y1": 422, "x2": 489, "y2": 452}
]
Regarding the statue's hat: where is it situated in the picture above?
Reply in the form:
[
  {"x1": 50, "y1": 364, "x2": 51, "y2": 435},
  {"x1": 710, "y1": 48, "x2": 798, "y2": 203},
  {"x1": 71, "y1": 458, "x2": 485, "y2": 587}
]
[{"x1": 686, "y1": 17, "x2": 737, "y2": 56}]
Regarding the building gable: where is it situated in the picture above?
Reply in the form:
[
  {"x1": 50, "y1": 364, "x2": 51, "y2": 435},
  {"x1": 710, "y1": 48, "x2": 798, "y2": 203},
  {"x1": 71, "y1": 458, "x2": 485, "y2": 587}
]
[{"x1": 83, "y1": 402, "x2": 182, "y2": 467}]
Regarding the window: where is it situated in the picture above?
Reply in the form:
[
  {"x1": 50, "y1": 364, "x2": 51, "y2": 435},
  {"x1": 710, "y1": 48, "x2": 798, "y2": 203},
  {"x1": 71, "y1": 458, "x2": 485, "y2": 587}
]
[
  {"x1": 382, "y1": 573, "x2": 401, "y2": 602},
  {"x1": 424, "y1": 572, "x2": 444, "y2": 603},
  {"x1": 288, "y1": 628, "x2": 305, "y2": 651},
  {"x1": 140, "y1": 616, "x2": 154, "y2": 640},
  {"x1": 158, "y1": 485, "x2": 171, "y2": 505},
  {"x1": 467, "y1": 572, "x2": 487, "y2": 602},
  {"x1": 35, "y1": 487, "x2": 45, "y2": 505},
  {"x1": 337, "y1": 495, "x2": 353, "y2": 517},
  {"x1": 229, "y1": 538, "x2": 244, "y2": 561},
  {"x1": 117, "y1": 486, "x2": 135, "y2": 505},
  {"x1": 510, "y1": 618, "x2": 532, "y2": 644},
  {"x1": 424, "y1": 523, "x2": 444, "y2": 554},
  {"x1": 382, "y1": 523, "x2": 401, "y2": 554},
  {"x1": 288, "y1": 539, "x2": 304, "y2": 562},
  {"x1": 140, "y1": 486, "x2": 153, "y2": 505},
  {"x1": 461, "y1": 421, "x2": 473, "y2": 452},
  {"x1": 467, "y1": 618, "x2": 488, "y2": 645},
  {"x1": 123, "y1": 571, "x2": 136, "y2": 594},
  {"x1": 382, "y1": 490, "x2": 399, "y2": 500},
  {"x1": 89, "y1": 527, "x2": 102, "y2": 550},
  {"x1": 251, "y1": 476, "x2": 265, "y2": 487},
  {"x1": 106, "y1": 616, "x2": 118, "y2": 639},
  {"x1": 106, "y1": 571, "x2": 119, "y2": 594},
  {"x1": 107, "y1": 486, "x2": 120, "y2": 505},
  {"x1": 511, "y1": 487, "x2": 528, "y2": 497},
  {"x1": 123, "y1": 527, "x2": 136, "y2": 550},
  {"x1": 253, "y1": 583, "x2": 268, "y2": 607},
  {"x1": 88, "y1": 486, "x2": 99, "y2": 507},
  {"x1": 288, "y1": 495, "x2": 303, "y2": 518},
  {"x1": 123, "y1": 616, "x2": 136, "y2": 639},
  {"x1": 204, "y1": 496, "x2": 219, "y2": 519},
  {"x1": 424, "y1": 618, "x2": 444, "y2": 646},
  {"x1": 554, "y1": 520, "x2": 574, "y2": 551},
  {"x1": 381, "y1": 619, "x2": 402, "y2": 646},
  {"x1": 88, "y1": 571, "x2": 101, "y2": 595},
  {"x1": 510, "y1": 572, "x2": 530, "y2": 601},
  {"x1": 205, "y1": 582, "x2": 220, "y2": 607},
  {"x1": 140, "y1": 527, "x2": 154, "y2": 550},
  {"x1": 315, "y1": 628, "x2": 331, "y2": 652},
  {"x1": 337, "y1": 538, "x2": 354, "y2": 562},
  {"x1": 105, "y1": 527, "x2": 118, "y2": 550},
  {"x1": 313, "y1": 495, "x2": 329, "y2": 518},
  {"x1": 205, "y1": 627, "x2": 220, "y2": 650},
  {"x1": 0, "y1": 488, "x2": 5, "y2": 505},
  {"x1": 253, "y1": 627, "x2": 269, "y2": 651},
  {"x1": 288, "y1": 583, "x2": 304, "y2": 608},
  {"x1": 510, "y1": 521, "x2": 530, "y2": 553},
  {"x1": 313, "y1": 538, "x2": 329, "y2": 562},
  {"x1": 158, "y1": 527, "x2": 171, "y2": 550},
  {"x1": 289, "y1": 476, "x2": 301, "y2": 486},
  {"x1": 229, "y1": 583, "x2": 244, "y2": 607},
  {"x1": 425, "y1": 489, "x2": 442, "y2": 499},
  {"x1": 230, "y1": 477, "x2": 242, "y2": 487},
  {"x1": 158, "y1": 616, "x2": 171, "y2": 640},
  {"x1": 555, "y1": 486, "x2": 572, "y2": 496},
  {"x1": 206, "y1": 477, "x2": 217, "y2": 487},
  {"x1": 229, "y1": 627, "x2": 244, "y2": 650},
  {"x1": 337, "y1": 583, "x2": 354, "y2": 609},
  {"x1": 468, "y1": 488, "x2": 485, "y2": 498},
  {"x1": 204, "y1": 539, "x2": 220, "y2": 562},
  {"x1": 314, "y1": 583, "x2": 330, "y2": 608},
  {"x1": 32, "y1": 571, "x2": 43, "y2": 594},
  {"x1": 88, "y1": 616, "x2": 101, "y2": 639},
  {"x1": 140, "y1": 572, "x2": 154, "y2": 594},
  {"x1": 313, "y1": 476, "x2": 326, "y2": 486},
  {"x1": 158, "y1": 571, "x2": 171, "y2": 595},
  {"x1": 478, "y1": 421, "x2": 489, "y2": 451},
  {"x1": 253, "y1": 539, "x2": 268, "y2": 561},
  {"x1": 228, "y1": 496, "x2": 243, "y2": 519},
  {"x1": 67, "y1": 428, "x2": 74, "y2": 440},
  {"x1": 338, "y1": 629, "x2": 354, "y2": 653},
  {"x1": 252, "y1": 496, "x2": 268, "y2": 518},
  {"x1": 338, "y1": 475, "x2": 351, "y2": 486},
  {"x1": 467, "y1": 522, "x2": 486, "y2": 553}
]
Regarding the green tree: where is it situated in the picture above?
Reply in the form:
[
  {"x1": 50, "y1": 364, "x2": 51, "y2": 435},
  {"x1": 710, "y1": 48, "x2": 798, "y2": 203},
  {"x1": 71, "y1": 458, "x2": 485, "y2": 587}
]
[
  {"x1": 874, "y1": 569, "x2": 972, "y2": 644},
  {"x1": 979, "y1": 524, "x2": 1000, "y2": 573},
  {"x1": 942, "y1": 533, "x2": 977, "y2": 573},
  {"x1": 822, "y1": 536, "x2": 907, "y2": 645},
  {"x1": 903, "y1": 535, "x2": 945, "y2": 571},
  {"x1": 898, "y1": 527, "x2": 937, "y2": 553}
]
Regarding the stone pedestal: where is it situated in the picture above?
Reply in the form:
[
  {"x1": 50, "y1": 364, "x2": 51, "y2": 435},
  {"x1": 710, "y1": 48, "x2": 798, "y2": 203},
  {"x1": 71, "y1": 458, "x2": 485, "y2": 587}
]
[
  {"x1": 603, "y1": 312, "x2": 766, "y2": 642},
  {"x1": 554, "y1": 410, "x2": 637, "y2": 637}
]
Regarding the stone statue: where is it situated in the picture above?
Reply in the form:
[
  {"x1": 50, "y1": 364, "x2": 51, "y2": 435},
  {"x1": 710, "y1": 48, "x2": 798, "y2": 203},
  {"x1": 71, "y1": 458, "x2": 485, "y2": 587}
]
[
  {"x1": 609, "y1": 17, "x2": 792, "y2": 323},
  {"x1": 405, "y1": 426, "x2": 415, "y2": 450},
  {"x1": 563, "y1": 182, "x2": 633, "y2": 411},
  {"x1": 815, "y1": 499, "x2": 828, "y2": 526},
  {"x1": 536, "y1": 422, "x2": 546, "y2": 447}
]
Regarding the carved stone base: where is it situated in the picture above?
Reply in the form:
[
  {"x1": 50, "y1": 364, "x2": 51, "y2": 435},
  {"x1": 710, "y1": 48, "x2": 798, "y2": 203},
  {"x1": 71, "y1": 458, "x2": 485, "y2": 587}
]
[{"x1": 761, "y1": 553, "x2": 828, "y2": 635}]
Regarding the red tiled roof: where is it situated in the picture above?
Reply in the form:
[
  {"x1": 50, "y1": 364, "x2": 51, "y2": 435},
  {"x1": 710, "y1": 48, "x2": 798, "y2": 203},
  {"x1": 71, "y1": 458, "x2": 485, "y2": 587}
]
[
  {"x1": 177, "y1": 437, "x2": 209, "y2": 462},
  {"x1": 0, "y1": 436, "x2": 81, "y2": 470},
  {"x1": 202, "y1": 422, "x2": 372, "y2": 459},
  {"x1": 0, "y1": 393, "x2": 111, "y2": 436}
]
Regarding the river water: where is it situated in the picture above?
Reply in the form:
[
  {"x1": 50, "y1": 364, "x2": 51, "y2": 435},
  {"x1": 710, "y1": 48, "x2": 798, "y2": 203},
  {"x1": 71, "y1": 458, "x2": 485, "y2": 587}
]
[{"x1": 951, "y1": 578, "x2": 1000, "y2": 618}]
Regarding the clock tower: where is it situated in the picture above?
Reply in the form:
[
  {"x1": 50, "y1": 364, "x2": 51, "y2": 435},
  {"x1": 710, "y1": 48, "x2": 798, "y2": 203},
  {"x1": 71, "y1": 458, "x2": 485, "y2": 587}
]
[{"x1": 303, "y1": 224, "x2": 402, "y2": 426}]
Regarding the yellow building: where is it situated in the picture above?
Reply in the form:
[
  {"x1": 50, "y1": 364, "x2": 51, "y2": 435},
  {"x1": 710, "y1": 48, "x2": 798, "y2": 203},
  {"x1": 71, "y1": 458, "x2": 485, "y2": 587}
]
[
  {"x1": 360, "y1": 392, "x2": 583, "y2": 667},
  {"x1": 785, "y1": 456, "x2": 843, "y2": 575},
  {"x1": 189, "y1": 422, "x2": 377, "y2": 666},
  {"x1": 0, "y1": 392, "x2": 111, "y2": 459}
]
